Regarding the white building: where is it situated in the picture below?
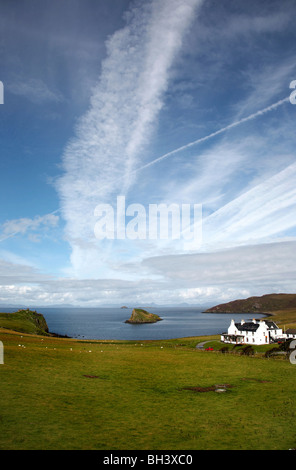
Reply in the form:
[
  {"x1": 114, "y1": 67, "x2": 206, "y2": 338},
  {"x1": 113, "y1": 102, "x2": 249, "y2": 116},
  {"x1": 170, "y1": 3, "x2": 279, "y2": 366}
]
[
  {"x1": 221, "y1": 318, "x2": 285, "y2": 345},
  {"x1": 285, "y1": 328, "x2": 296, "y2": 340}
]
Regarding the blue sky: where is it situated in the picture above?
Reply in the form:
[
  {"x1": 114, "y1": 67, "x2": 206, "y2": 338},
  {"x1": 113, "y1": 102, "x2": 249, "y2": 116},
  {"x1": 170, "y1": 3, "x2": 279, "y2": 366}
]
[{"x1": 0, "y1": 0, "x2": 296, "y2": 307}]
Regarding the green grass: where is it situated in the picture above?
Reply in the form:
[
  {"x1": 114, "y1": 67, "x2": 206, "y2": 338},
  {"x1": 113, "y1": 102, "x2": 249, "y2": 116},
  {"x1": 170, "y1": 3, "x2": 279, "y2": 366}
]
[
  {"x1": 266, "y1": 308, "x2": 296, "y2": 330},
  {"x1": 200, "y1": 339, "x2": 284, "y2": 354},
  {"x1": 0, "y1": 328, "x2": 296, "y2": 450},
  {"x1": 0, "y1": 310, "x2": 50, "y2": 336},
  {"x1": 125, "y1": 308, "x2": 162, "y2": 323}
]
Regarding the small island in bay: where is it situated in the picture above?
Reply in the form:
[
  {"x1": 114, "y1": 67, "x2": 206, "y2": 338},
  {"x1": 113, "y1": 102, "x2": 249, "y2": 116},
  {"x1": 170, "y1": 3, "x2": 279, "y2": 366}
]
[{"x1": 125, "y1": 308, "x2": 162, "y2": 324}]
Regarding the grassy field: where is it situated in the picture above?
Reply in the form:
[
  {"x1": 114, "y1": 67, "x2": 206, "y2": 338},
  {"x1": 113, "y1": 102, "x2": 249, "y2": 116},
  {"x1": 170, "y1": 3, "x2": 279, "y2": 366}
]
[
  {"x1": 267, "y1": 308, "x2": 296, "y2": 330},
  {"x1": 1, "y1": 324, "x2": 296, "y2": 450}
]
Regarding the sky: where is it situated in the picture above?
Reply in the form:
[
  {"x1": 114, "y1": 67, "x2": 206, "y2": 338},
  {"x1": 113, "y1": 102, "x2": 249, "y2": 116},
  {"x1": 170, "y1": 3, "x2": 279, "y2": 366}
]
[{"x1": 0, "y1": 0, "x2": 296, "y2": 307}]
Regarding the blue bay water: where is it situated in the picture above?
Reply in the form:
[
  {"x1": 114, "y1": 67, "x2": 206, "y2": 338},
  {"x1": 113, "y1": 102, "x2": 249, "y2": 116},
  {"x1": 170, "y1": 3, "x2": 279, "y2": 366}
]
[{"x1": 3, "y1": 307, "x2": 266, "y2": 341}]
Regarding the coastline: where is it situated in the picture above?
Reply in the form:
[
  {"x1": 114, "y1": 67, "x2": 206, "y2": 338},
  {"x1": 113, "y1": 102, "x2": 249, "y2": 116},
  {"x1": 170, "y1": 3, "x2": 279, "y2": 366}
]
[
  {"x1": 44, "y1": 311, "x2": 273, "y2": 341},
  {"x1": 1, "y1": 307, "x2": 289, "y2": 342},
  {"x1": 202, "y1": 310, "x2": 274, "y2": 318},
  {"x1": 49, "y1": 331, "x2": 72, "y2": 339}
]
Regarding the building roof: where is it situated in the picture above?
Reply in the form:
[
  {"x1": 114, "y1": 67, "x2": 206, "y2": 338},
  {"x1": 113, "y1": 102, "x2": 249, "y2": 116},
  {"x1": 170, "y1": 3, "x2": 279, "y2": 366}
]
[
  {"x1": 286, "y1": 328, "x2": 296, "y2": 335},
  {"x1": 235, "y1": 322, "x2": 259, "y2": 332},
  {"x1": 264, "y1": 321, "x2": 279, "y2": 330},
  {"x1": 235, "y1": 320, "x2": 279, "y2": 332}
]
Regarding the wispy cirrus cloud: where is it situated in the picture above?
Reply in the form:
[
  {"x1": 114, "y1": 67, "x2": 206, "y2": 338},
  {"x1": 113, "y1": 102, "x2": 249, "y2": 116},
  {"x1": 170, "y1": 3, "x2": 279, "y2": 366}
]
[
  {"x1": 0, "y1": 212, "x2": 59, "y2": 242},
  {"x1": 56, "y1": 0, "x2": 204, "y2": 272},
  {"x1": 202, "y1": 162, "x2": 296, "y2": 248},
  {"x1": 7, "y1": 78, "x2": 63, "y2": 104}
]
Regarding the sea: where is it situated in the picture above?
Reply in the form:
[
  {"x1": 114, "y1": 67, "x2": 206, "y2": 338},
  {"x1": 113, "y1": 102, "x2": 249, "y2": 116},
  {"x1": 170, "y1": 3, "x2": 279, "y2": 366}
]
[{"x1": 1, "y1": 307, "x2": 266, "y2": 341}]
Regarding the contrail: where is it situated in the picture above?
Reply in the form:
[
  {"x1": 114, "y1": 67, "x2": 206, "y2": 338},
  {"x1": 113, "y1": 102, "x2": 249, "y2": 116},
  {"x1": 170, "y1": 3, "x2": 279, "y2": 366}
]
[
  {"x1": 67, "y1": 95, "x2": 291, "y2": 201},
  {"x1": 1, "y1": 96, "x2": 289, "y2": 244},
  {"x1": 134, "y1": 96, "x2": 290, "y2": 173}
]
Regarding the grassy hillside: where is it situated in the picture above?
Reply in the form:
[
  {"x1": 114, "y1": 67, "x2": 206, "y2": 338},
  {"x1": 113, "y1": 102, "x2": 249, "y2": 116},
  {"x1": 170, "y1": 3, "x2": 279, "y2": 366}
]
[
  {"x1": 0, "y1": 309, "x2": 50, "y2": 336},
  {"x1": 205, "y1": 293, "x2": 296, "y2": 313},
  {"x1": 0, "y1": 329, "x2": 295, "y2": 450},
  {"x1": 205, "y1": 294, "x2": 296, "y2": 325},
  {"x1": 125, "y1": 308, "x2": 162, "y2": 324}
]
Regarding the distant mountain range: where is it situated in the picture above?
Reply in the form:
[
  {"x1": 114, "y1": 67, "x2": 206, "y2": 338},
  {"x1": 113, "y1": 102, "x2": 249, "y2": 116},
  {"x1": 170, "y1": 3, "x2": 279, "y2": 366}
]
[
  {"x1": 204, "y1": 293, "x2": 296, "y2": 314},
  {"x1": 0, "y1": 303, "x2": 80, "y2": 309},
  {"x1": 0, "y1": 302, "x2": 209, "y2": 309}
]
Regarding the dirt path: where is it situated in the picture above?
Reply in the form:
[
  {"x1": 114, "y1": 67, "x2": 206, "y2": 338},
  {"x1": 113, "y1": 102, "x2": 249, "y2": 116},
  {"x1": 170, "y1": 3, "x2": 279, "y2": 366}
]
[{"x1": 195, "y1": 340, "x2": 213, "y2": 349}]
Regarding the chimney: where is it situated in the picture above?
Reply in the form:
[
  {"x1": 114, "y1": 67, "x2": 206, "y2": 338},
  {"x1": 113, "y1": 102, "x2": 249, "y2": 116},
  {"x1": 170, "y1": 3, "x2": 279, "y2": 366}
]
[
  {"x1": 241, "y1": 319, "x2": 245, "y2": 325},
  {"x1": 252, "y1": 318, "x2": 256, "y2": 324}
]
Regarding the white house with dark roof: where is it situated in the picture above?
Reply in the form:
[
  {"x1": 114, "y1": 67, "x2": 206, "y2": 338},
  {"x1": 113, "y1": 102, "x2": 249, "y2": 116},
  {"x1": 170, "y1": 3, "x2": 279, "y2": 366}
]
[
  {"x1": 285, "y1": 329, "x2": 296, "y2": 340},
  {"x1": 221, "y1": 318, "x2": 285, "y2": 345}
]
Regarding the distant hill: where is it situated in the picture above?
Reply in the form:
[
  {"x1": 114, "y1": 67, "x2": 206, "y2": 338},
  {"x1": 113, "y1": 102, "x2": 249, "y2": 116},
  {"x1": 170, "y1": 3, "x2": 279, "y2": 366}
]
[
  {"x1": 204, "y1": 293, "x2": 296, "y2": 314},
  {"x1": 125, "y1": 308, "x2": 162, "y2": 324}
]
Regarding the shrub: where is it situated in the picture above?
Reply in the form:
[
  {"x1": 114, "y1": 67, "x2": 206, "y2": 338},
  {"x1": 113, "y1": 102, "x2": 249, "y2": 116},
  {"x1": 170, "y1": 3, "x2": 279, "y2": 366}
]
[
  {"x1": 279, "y1": 339, "x2": 293, "y2": 351},
  {"x1": 240, "y1": 345, "x2": 254, "y2": 356},
  {"x1": 264, "y1": 347, "x2": 280, "y2": 358}
]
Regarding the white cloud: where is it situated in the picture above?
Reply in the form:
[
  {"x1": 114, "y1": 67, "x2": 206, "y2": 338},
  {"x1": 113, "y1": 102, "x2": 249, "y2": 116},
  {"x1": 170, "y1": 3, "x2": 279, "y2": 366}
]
[
  {"x1": 202, "y1": 162, "x2": 296, "y2": 248},
  {"x1": 8, "y1": 78, "x2": 63, "y2": 104},
  {"x1": 224, "y1": 11, "x2": 291, "y2": 36},
  {"x1": 56, "y1": 0, "x2": 204, "y2": 270},
  {"x1": 142, "y1": 241, "x2": 296, "y2": 288},
  {"x1": 0, "y1": 240, "x2": 295, "y2": 306},
  {"x1": 233, "y1": 58, "x2": 296, "y2": 119},
  {"x1": 0, "y1": 212, "x2": 59, "y2": 242},
  {"x1": 0, "y1": 258, "x2": 51, "y2": 285}
]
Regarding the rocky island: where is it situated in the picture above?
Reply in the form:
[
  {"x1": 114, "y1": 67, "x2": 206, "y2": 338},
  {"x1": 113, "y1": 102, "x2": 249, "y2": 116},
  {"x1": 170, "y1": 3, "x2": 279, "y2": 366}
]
[{"x1": 125, "y1": 308, "x2": 162, "y2": 324}]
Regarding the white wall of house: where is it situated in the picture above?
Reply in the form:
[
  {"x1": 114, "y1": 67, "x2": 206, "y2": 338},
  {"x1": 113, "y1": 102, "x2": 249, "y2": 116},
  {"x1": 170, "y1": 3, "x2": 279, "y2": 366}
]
[{"x1": 221, "y1": 319, "x2": 284, "y2": 345}]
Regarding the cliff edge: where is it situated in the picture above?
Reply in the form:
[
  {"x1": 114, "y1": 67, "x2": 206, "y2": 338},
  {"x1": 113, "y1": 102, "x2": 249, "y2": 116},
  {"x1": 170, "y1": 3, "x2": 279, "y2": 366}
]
[{"x1": 0, "y1": 309, "x2": 50, "y2": 336}]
